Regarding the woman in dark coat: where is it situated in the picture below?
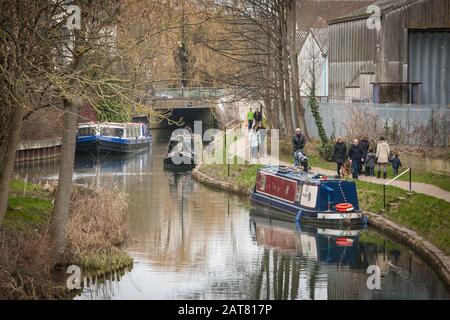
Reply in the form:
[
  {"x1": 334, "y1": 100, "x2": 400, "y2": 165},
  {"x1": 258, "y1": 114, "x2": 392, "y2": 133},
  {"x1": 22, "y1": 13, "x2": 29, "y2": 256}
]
[
  {"x1": 333, "y1": 136, "x2": 347, "y2": 176},
  {"x1": 359, "y1": 137, "x2": 370, "y2": 174}
]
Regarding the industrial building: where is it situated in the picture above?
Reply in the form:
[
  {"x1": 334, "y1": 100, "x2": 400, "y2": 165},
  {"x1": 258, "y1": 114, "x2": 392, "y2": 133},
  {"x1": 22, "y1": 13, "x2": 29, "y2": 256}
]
[{"x1": 326, "y1": 0, "x2": 450, "y2": 105}]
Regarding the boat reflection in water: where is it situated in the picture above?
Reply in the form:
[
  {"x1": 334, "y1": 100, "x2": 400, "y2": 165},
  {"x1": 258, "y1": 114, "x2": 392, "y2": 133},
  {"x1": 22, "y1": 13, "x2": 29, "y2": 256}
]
[{"x1": 249, "y1": 206, "x2": 448, "y2": 300}]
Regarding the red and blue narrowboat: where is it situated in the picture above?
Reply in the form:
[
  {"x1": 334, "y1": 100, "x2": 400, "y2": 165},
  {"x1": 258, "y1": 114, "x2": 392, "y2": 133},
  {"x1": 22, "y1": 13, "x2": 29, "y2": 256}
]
[{"x1": 250, "y1": 166, "x2": 365, "y2": 225}]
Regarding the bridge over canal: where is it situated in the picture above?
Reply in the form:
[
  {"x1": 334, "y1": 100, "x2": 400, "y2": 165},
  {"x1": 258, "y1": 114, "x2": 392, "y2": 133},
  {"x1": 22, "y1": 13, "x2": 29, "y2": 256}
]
[{"x1": 134, "y1": 87, "x2": 235, "y2": 131}]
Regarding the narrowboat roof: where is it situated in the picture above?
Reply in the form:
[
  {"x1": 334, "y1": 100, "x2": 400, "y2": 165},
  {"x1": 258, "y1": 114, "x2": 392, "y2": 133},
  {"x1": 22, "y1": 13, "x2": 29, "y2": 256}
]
[
  {"x1": 258, "y1": 166, "x2": 345, "y2": 184},
  {"x1": 78, "y1": 122, "x2": 96, "y2": 127},
  {"x1": 78, "y1": 122, "x2": 145, "y2": 127},
  {"x1": 169, "y1": 132, "x2": 202, "y2": 142}
]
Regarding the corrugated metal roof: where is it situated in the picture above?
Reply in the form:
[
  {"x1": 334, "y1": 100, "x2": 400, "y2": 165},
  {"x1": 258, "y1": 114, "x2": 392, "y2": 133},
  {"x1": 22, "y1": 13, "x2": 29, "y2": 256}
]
[
  {"x1": 295, "y1": 28, "x2": 329, "y2": 55},
  {"x1": 329, "y1": 0, "x2": 422, "y2": 24},
  {"x1": 312, "y1": 28, "x2": 329, "y2": 55},
  {"x1": 295, "y1": 31, "x2": 309, "y2": 53}
]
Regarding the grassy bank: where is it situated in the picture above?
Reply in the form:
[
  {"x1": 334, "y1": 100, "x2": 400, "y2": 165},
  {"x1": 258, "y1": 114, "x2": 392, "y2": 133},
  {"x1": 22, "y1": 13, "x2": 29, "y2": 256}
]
[
  {"x1": 196, "y1": 163, "x2": 450, "y2": 256},
  {"x1": 199, "y1": 163, "x2": 262, "y2": 194},
  {"x1": 280, "y1": 147, "x2": 450, "y2": 192},
  {"x1": 4, "y1": 180, "x2": 53, "y2": 229},
  {"x1": 0, "y1": 180, "x2": 133, "y2": 299},
  {"x1": 356, "y1": 180, "x2": 450, "y2": 255}
]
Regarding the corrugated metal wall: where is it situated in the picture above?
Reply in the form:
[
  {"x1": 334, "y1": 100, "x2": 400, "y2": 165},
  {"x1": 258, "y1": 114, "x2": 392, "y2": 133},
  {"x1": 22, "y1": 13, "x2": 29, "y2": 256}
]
[
  {"x1": 328, "y1": 0, "x2": 450, "y2": 102},
  {"x1": 408, "y1": 31, "x2": 450, "y2": 105},
  {"x1": 328, "y1": 20, "x2": 377, "y2": 100}
]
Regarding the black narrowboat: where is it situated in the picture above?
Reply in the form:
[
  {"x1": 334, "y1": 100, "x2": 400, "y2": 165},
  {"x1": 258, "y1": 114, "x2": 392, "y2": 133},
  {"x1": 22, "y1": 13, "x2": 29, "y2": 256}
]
[{"x1": 163, "y1": 132, "x2": 199, "y2": 171}]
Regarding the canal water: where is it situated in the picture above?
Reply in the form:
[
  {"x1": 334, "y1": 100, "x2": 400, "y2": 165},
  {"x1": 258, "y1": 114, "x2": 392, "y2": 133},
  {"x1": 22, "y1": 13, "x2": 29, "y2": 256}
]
[{"x1": 15, "y1": 130, "x2": 450, "y2": 300}]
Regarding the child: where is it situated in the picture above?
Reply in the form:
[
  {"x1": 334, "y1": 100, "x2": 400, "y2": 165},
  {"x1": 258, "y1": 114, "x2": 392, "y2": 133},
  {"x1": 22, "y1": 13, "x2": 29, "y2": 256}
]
[
  {"x1": 365, "y1": 149, "x2": 376, "y2": 176},
  {"x1": 391, "y1": 153, "x2": 402, "y2": 175}
]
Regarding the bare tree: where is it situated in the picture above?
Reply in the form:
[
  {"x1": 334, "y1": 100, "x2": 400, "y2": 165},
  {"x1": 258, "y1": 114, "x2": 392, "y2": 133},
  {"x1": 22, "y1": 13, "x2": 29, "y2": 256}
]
[
  {"x1": 0, "y1": 0, "x2": 189, "y2": 263},
  {"x1": 193, "y1": 0, "x2": 307, "y2": 139}
]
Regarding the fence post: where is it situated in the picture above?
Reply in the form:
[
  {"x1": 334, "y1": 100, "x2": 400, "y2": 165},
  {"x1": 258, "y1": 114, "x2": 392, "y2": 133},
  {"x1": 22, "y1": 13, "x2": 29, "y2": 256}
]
[
  {"x1": 224, "y1": 128, "x2": 229, "y2": 177},
  {"x1": 409, "y1": 168, "x2": 412, "y2": 191},
  {"x1": 383, "y1": 184, "x2": 386, "y2": 209}
]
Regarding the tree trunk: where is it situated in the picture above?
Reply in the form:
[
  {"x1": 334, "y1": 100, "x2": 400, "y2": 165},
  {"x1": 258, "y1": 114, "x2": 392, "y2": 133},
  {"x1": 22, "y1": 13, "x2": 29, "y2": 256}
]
[
  {"x1": 276, "y1": 56, "x2": 288, "y2": 138},
  {"x1": 288, "y1": 0, "x2": 309, "y2": 140},
  {"x1": 0, "y1": 104, "x2": 24, "y2": 221},
  {"x1": 49, "y1": 99, "x2": 78, "y2": 263},
  {"x1": 280, "y1": 5, "x2": 293, "y2": 138},
  {"x1": 293, "y1": 54, "x2": 309, "y2": 139},
  {"x1": 288, "y1": 0, "x2": 299, "y2": 130}
]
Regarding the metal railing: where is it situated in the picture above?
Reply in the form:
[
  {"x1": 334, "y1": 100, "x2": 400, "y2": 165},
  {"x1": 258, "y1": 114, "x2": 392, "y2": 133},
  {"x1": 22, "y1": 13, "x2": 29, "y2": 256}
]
[
  {"x1": 383, "y1": 168, "x2": 412, "y2": 209},
  {"x1": 154, "y1": 87, "x2": 226, "y2": 100}
]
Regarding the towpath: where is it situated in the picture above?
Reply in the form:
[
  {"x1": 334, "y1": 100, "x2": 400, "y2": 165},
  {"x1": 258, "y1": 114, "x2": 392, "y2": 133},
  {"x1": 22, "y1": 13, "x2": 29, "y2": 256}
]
[{"x1": 228, "y1": 130, "x2": 450, "y2": 203}]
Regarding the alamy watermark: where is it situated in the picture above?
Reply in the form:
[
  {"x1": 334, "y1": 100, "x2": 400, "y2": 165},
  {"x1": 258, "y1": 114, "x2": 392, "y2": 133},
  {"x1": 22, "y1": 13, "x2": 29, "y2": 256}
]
[
  {"x1": 66, "y1": 265, "x2": 98, "y2": 291},
  {"x1": 366, "y1": 5, "x2": 381, "y2": 31},
  {"x1": 167, "y1": 121, "x2": 280, "y2": 166},
  {"x1": 65, "y1": 5, "x2": 81, "y2": 30},
  {"x1": 366, "y1": 265, "x2": 381, "y2": 290}
]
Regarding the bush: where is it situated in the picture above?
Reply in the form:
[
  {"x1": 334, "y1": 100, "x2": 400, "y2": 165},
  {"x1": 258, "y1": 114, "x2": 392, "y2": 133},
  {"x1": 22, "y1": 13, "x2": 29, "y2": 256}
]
[
  {"x1": 67, "y1": 185, "x2": 131, "y2": 271},
  {"x1": 96, "y1": 99, "x2": 129, "y2": 123},
  {"x1": 318, "y1": 141, "x2": 334, "y2": 162},
  {"x1": 0, "y1": 229, "x2": 62, "y2": 299}
]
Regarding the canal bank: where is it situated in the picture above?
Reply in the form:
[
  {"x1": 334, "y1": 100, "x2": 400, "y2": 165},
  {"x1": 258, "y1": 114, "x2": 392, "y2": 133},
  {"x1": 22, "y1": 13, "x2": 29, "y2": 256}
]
[
  {"x1": 15, "y1": 138, "x2": 62, "y2": 162},
  {"x1": 0, "y1": 180, "x2": 133, "y2": 299},
  {"x1": 192, "y1": 164, "x2": 450, "y2": 290}
]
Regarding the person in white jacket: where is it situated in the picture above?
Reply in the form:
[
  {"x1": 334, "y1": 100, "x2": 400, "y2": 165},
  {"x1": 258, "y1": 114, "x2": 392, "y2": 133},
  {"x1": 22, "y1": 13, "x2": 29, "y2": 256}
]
[
  {"x1": 249, "y1": 126, "x2": 261, "y2": 162},
  {"x1": 376, "y1": 136, "x2": 390, "y2": 179}
]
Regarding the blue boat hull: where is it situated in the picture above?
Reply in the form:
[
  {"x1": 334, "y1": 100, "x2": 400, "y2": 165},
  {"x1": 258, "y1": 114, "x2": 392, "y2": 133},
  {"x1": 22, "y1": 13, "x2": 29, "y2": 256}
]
[
  {"x1": 250, "y1": 188, "x2": 364, "y2": 226},
  {"x1": 76, "y1": 136, "x2": 151, "y2": 154}
]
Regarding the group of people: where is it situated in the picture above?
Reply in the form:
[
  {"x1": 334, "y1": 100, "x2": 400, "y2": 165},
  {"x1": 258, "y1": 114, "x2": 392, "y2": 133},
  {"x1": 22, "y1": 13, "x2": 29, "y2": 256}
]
[
  {"x1": 243, "y1": 108, "x2": 403, "y2": 179},
  {"x1": 246, "y1": 108, "x2": 267, "y2": 161},
  {"x1": 246, "y1": 107, "x2": 263, "y2": 130},
  {"x1": 334, "y1": 136, "x2": 402, "y2": 180}
]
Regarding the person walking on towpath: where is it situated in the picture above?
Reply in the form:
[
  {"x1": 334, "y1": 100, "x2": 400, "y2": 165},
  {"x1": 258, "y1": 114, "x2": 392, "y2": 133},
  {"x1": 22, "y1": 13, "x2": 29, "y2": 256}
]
[
  {"x1": 391, "y1": 153, "x2": 403, "y2": 175},
  {"x1": 253, "y1": 109, "x2": 263, "y2": 125},
  {"x1": 256, "y1": 121, "x2": 267, "y2": 157},
  {"x1": 249, "y1": 125, "x2": 261, "y2": 163},
  {"x1": 333, "y1": 136, "x2": 347, "y2": 177},
  {"x1": 247, "y1": 108, "x2": 254, "y2": 130},
  {"x1": 376, "y1": 136, "x2": 390, "y2": 179},
  {"x1": 365, "y1": 149, "x2": 376, "y2": 176},
  {"x1": 348, "y1": 139, "x2": 364, "y2": 180},
  {"x1": 292, "y1": 128, "x2": 306, "y2": 167},
  {"x1": 359, "y1": 137, "x2": 370, "y2": 174}
]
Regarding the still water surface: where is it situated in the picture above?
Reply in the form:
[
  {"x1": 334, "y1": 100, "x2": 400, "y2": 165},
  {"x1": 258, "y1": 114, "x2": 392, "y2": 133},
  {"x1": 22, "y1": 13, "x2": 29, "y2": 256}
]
[{"x1": 15, "y1": 130, "x2": 450, "y2": 300}]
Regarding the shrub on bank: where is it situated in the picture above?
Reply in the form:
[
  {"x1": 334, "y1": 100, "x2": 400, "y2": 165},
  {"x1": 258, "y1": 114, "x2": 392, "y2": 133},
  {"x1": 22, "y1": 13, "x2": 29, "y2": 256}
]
[
  {"x1": 0, "y1": 229, "x2": 61, "y2": 299},
  {"x1": 67, "y1": 186, "x2": 132, "y2": 272},
  {"x1": 0, "y1": 181, "x2": 132, "y2": 299},
  {"x1": 318, "y1": 141, "x2": 335, "y2": 162}
]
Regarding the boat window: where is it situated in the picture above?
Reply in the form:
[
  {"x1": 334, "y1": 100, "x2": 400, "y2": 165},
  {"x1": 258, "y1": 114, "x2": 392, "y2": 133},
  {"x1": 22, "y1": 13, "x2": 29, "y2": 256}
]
[
  {"x1": 127, "y1": 126, "x2": 141, "y2": 138},
  {"x1": 78, "y1": 127, "x2": 96, "y2": 136},
  {"x1": 295, "y1": 185, "x2": 302, "y2": 202},
  {"x1": 260, "y1": 175, "x2": 267, "y2": 191},
  {"x1": 126, "y1": 126, "x2": 134, "y2": 138},
  {"x1": 101, "y1": 127, "x2": 124, "y2": 137}
]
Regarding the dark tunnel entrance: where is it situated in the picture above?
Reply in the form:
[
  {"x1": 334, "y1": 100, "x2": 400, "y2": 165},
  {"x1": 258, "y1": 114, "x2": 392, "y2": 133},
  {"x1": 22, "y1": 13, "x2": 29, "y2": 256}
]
[{"x1": 160, "y1": 107, "x2": 216, "y2": 133}]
